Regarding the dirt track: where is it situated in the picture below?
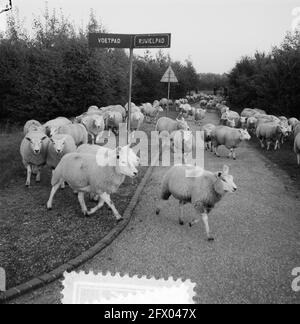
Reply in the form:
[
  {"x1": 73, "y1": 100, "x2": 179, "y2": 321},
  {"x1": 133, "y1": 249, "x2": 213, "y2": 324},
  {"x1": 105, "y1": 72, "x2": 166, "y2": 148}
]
[{"x1": 11, "y1": 111, "x2": 300, "y2": 304}]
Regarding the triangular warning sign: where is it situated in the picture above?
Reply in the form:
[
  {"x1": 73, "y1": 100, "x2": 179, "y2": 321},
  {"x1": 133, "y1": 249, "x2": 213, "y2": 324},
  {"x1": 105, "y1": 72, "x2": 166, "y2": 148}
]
[{"x1": 161, "y1": 66, "x2": 178, "y2": 83}]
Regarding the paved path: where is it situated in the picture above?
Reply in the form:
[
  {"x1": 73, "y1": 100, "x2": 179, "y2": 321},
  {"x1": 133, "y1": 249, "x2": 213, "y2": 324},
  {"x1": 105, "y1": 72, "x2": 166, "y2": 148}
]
[{"x1": 12, "y1": 112, "x2": 300, "y2": 304}]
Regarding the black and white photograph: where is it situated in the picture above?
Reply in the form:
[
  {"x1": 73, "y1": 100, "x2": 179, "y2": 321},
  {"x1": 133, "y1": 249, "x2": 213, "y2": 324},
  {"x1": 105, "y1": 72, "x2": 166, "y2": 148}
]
[{"x1": 0, "y1": 0, "x2": 299, "y2": 305}]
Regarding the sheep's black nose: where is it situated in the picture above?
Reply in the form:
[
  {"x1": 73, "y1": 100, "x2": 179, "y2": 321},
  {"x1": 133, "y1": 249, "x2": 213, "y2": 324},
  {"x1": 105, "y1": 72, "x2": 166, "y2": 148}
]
[{"x1": 233, "y1": 188, "x2": 237, "y2": 192}]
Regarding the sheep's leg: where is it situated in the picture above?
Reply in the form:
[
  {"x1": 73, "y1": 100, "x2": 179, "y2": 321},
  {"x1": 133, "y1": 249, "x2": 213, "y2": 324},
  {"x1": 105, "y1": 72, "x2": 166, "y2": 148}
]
[
  {"x1": 202, "y1": 213, "x2": 214, "y2": 241},
  {"x1": 61, "y1": 181, "x2": 66, "y2": 189},
  {"x1": 47, "y1": 182, "x2": 62, "y2": 210},
  {"x1": 87, "y1": 197, "x2": 105, "y2": 216},
  {"x1": 78, "y1": 192, "x2": 88, "y2": 216},
  {"x1": 228, "y1": 149, "x2": 233, "y2": 159},
  {"x1": 36, "y1": 168, "x2": 41, "y2": 183},
  {"x1": 297, "y1": 154, "x2": 300, "y2": 165},
  {"x1": 101, "y1": 193, "x2": 123, "y2": 221},
  {"x1": 267, "y1": 141, "x2": 271, "y2": 151},
  {"x1": 232, "y1": 149, "x2": 236, "y2": 160},
  {"x1": 275, "y1": 140, "x2": 280, "y2": 150},
  {"x1": 259, "y1": 138, "x2": 265, "y2": 149},
  {"x1": 214, "y1": 146, "x2": 220, "y2": 157},
  {"x1": 26, "y1": 165, "x2": 32, "y2": 187},
  {"x1": 179, "y1": 202, "x2": 185, "y2": 225}
]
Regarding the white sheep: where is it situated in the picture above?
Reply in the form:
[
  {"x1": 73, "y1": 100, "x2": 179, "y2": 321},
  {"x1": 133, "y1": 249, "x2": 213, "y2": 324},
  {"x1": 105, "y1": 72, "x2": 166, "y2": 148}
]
[
  {"x1": 46, "y1": 145, "x2": 139, "y2": 219},
  {"x1": 294, "y1": 133, "x2": 300, "y2": 165},
  {"x1": 212, "y1": 126, "x2": 251, "y2": 159},
  {"x1": 194, "y1": 108, "x2": 206, "y2": 125},
  {"x1": 81, "y1": 114, "x2": 105, "y2": 144},
  {"x1": 23, "y1": 120, "x2": 44, "y2": 135},
  {"x1": 46, "y1": 134, "x2": 77, "y2": 170},
  {"x1": 20, "y1": 131, "x2": 50, "y2": 187},
  {"x1": 44, "y1": 117, "x2": 72, "y2": 137},
  {"x1": 156, "y1": 117, "x2": 190, "y2": 134},
  {"x1": 201, "y1": 123, "x2": 216, "y2": 151},
  {"x1": 57, "y1": 123, "x2": 89, "y2": 146},
  {"x1": 130, "y1": 110, "x2": 145, "y2": 132},
  {"x1": 104, "y1": 110, "x2": 123, "y2": 135},
  {"x1": 156, "y1": 164, "x2": 237, "y2": 241}
]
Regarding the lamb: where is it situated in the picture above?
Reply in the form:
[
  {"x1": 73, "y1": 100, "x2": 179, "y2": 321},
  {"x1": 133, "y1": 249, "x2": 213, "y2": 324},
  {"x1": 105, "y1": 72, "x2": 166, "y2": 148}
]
[
  {"x1": 20, "y1": 131, "x2": 50, "y2": 187},
  {"x1": 211, "y1": 126, "x2": 251, "y2": 159},
  {"x1": 160, "y1": 98, "x2": 169, "y2": 109},
  {"x1": 46, "y1": 146, "x2": 139, "y2": 219},
  {"x1": 81, "y1": 114, "x2": 105, "y2": 144},
  {"x1": 294, "y1": 133, "x2": 300, "y2": 165},
  {"x1": 57, "y1": 123, "x2": 88, "y2": 146},
  {"x1": 156, "y1": 164, "x2": 237, "y2": 241},
  {"x1": 256, "y1": 122, "x2": 288, "y2": 150},
  {"x1": 201, "y1": 123, "x2": 216, "y2": 151},
  {"x1": 101, "y1": 105, "x2": 126, "y2": 121},
  {"x1": 46, "y1": 134, "x2": 77, "y2": 170},
  {"x1": 24, "y1": 120, "x2": 44, "y2": 135},
  {"x1": 156, "y1": 117, "x2": 190, "y2": 134},
  {"x1": 141, "y1": 103, "x2": 163, "y2": 122}
]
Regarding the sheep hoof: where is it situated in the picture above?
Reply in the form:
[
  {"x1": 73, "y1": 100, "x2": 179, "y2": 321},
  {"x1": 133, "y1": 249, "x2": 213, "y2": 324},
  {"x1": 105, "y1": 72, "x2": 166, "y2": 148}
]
[
  {"x1": 189, "y1": 222, "x2": 192, "y2": 227},
  {"x1": 156, "y1": 208, "x2": 160, "y2": 215},
  {"x1": 179, "y1": 220, "x2": 184, "y2": 226},
  {"x1": 207, "y1": 237, "x2": 215, "y2": 242},
  {"x1": 116, "y1": 217, "x2": 123, "y2": 223}
]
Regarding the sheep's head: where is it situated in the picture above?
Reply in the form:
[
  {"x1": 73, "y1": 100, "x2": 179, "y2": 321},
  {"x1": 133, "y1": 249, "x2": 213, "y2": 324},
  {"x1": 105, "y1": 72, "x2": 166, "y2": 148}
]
[
  {"x1": 93, "y1": 115, "x2": 104, "y2": 129},
  {"x1": 239, "y1": 129, "x2": 251, "y2": 140},
  {"x1": 215, "y1": 165, "x2": 237, "y2": 194},
  {"x1": 26, "y1": 133, "x2": 48, "y2": 155},
  {"x1": 176, "y1": 118, "x2": 190, "y2": 131},
  {"x1": 96, "y1": 146, "x2": 139, "y2": 178},
  {"x1": 51, "y1": 136, "x2": 67, "y2": 155}
]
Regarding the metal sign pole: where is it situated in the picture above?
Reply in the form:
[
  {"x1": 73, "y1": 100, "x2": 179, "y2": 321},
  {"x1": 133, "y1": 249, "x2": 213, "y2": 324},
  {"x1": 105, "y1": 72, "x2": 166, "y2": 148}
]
[{"x1": 127, "y1": 46, "x2": 134, "y2": 144}]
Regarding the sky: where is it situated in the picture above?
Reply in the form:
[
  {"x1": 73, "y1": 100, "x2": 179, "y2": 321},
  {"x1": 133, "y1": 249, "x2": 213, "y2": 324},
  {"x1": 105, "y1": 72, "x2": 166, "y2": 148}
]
[{"x1": 0, "y1": 0, "x2": 299, "y2": 74}]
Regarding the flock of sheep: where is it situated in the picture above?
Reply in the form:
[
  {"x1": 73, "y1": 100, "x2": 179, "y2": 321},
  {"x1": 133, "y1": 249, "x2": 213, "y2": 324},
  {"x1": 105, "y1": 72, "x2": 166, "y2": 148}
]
[{"x1": 19, "y1": 92, "x2": 299, "y2": 241}]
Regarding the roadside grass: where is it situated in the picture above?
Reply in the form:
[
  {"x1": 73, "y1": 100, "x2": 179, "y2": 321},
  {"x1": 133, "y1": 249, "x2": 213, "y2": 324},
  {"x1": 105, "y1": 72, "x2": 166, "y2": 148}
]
[{"x1": 0, "y1": 120, "x2": 155, "y2": 289}]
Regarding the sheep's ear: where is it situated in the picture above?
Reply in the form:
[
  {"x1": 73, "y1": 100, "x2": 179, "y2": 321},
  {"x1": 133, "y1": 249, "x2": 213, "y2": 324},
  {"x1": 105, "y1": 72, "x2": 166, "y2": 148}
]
[
  {"x1": 223, "y1": 165, "x2": 229, "y2": 175},
  {"x1": 217, "y1": 171, "x2": 222, "y2": 178},
  {"x1": 41, "y1": 136, "x2": 48, "y2": 141}
]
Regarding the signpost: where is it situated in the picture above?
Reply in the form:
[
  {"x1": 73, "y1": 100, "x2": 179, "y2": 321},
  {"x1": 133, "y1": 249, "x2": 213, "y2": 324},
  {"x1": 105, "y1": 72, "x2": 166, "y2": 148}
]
[
  {"x1": 161, "y1": 66, "x2": 178, "y2": 115},
  {"x1": 89, "y1": 32, "x2": 171, "y2": 142}
]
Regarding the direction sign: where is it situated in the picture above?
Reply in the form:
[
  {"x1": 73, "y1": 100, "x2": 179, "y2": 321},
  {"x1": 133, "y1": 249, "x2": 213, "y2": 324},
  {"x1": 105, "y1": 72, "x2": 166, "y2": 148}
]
[
  {"x1": 161, "y1": 66, "x2": 178, "y2": 83},
  {"x1": 134, "y1": 34, "x2": 171, "y2": 49},
  {"x1": 89, "y1": 33, "x2": 132, "y2": 49}
]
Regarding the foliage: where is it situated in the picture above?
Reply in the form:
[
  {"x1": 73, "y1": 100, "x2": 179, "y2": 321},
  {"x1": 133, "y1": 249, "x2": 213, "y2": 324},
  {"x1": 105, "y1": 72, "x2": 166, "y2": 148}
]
[{"x1": 227, "y1": 31, "x2": 300, "y2": 117}]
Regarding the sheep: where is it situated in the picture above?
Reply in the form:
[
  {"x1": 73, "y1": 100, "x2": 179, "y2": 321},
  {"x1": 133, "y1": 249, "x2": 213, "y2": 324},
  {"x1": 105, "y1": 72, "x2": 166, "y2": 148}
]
[
  {"x1": 24, "y1": 120, "x2": 44, "y2": 135},
  {"x1": 294, "y1": 133, "x2": 300, "y2": 165},
  {"x1": 56, "y1": 123, "x2": 88, "y2": 146},
  {"x1": 46, "y1": 134, "x2": 77, "y2": 170},
  {"x1": 101, "y1": 105, "x2": 126, "y2": 121},
  {"x1": 104, "y1": 110, "x2": 124, "y2": 135},
  {"x1": 194, "y1": 108, "x2": 206, "y2": 125},
  {"x1": 160, "y1": 98, "x2": 169, "y2": 109},
  {"x1": 201, "y1": 124, "x2": 216, "y2": 151},
  {"x1": 156, "y1": 117, "x2": 190, "y2": 134},
  {"x1": 81, "y1": 114, "x2": 105, "y2": 144},
  {"x1": 44, "y1": 117, "x2": 72, "y2": 137},
  {"x1": 46, "y1": 146, "x2": 139, "y2": 219},
  {"x1": 211, "y1": 126, "x2": 251, "y2": 159},
  {"x1": 256, "y1": 122, "x2": 288, "y2": 150},
  {"x1": 87, "y1": 105, "x2": 100, "y2": 114},
  {"x1": 20, "y1": 131, "x2": 50, "y2": 187},
  {"x1": 293, "y1": 122, "x2": 300, "y2": 137},
  {"x1": 156, "y1": 164, "x2": 237, "y2": 241},
  {"x1": 288, "y1": 118, "x2": 299, "y2": 130},
  {"x1": 247, "y1": 117, "x2": 258, "y2": 134},
  {"x1": 141, "y1": 103, "x2": 163, "y2": 122},
  {"x1": 130, "y1": 110, "x2": 145, "y2": 132}
]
